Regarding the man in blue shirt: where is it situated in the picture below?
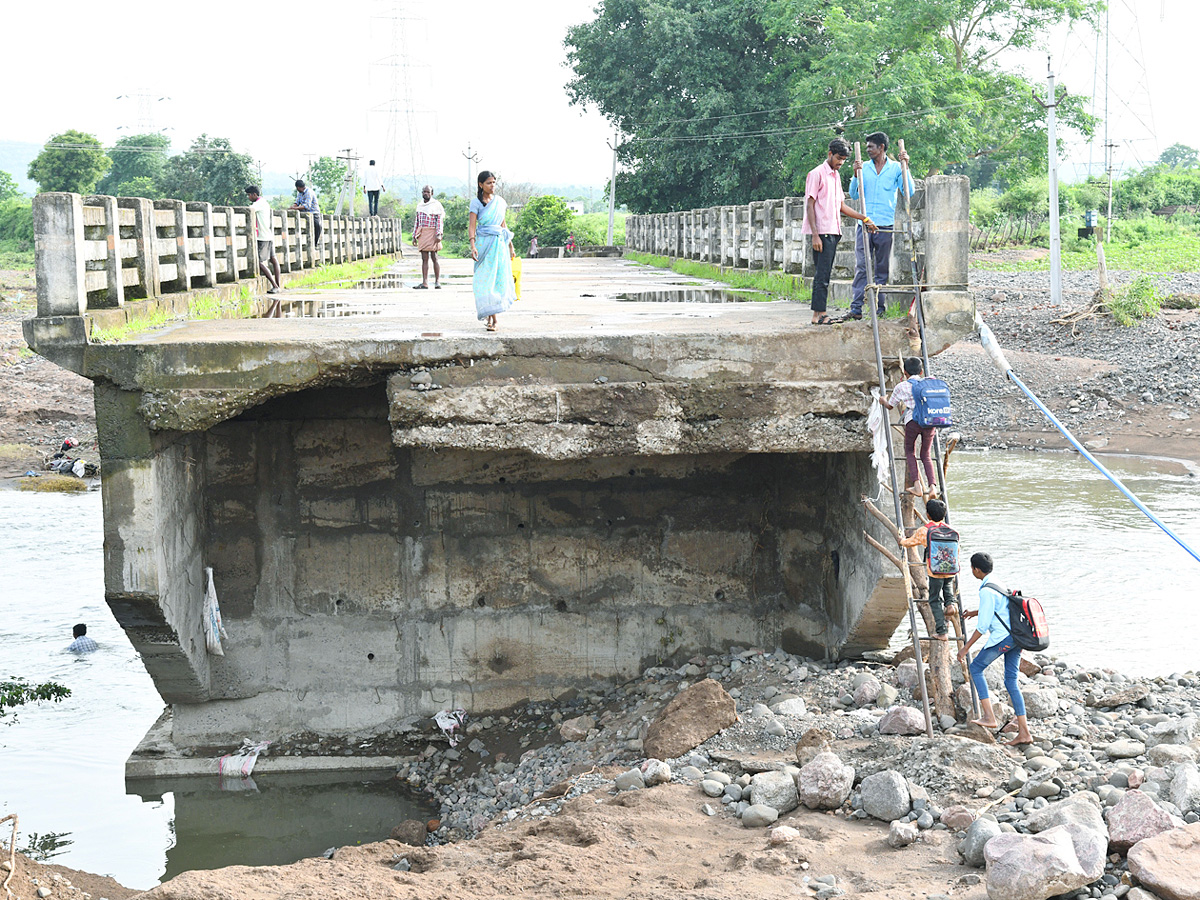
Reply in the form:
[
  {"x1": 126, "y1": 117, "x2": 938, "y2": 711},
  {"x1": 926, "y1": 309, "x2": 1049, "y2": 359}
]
[
  {"x1": 958, "y1": 552, "x2": 1034, "y2": 746},
  {"x1": 290, "y1": 180, "x2": 323, "y2": 245},
  {"x1": 847, "y1": 132, "x2": 913, "y2": 320},
  {"x1": 68, "y1": 623, "x2": 98, "y2": 653}
]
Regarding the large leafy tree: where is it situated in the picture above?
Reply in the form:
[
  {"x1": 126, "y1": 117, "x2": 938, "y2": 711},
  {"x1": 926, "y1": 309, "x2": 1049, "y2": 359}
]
[
  {"x1": 514, "y1": 195, "x2": 576, "y2": 248},
  {"x1": 164, "y1": 135, "x2": 256, "y2": 206},
  {"x1": 566, "y1": 0, "x2": 799, "y2": 212},
  {"x1": 0, "y1": 170, "x2": 21, "y2": 201},
  {"x1": 27, "y1": 130, "x2": 111, "y2": 194},
  {"x1": 96, "y1": 133, "x2": 171, "y2": 197},
  {"x1": 768, "y1": 0, "x2": 1098, "y2": 183},
  {"x1": 566, "y1": 0, "x2": 1098, "y2": 211},
  {"x1": 306, "y1": 156, "x2": 348, "y2": 211}
]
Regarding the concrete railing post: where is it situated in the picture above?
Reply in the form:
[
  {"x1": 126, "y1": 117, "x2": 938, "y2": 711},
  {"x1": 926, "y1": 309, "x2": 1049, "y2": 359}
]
[
  {"x1": 761, "y1": 200, "x2": 777, "y2": 272},
  {"x1": 213, "y1": 206, "x2": 237, "y2": 283},
  {"x1": 923, "y1": 175, "x2": 969, "y2": 290},
  {"x1": 154, "y1": 199, "x2": 189, "y2": 293},
  {"x1": 84, "y1": 194, "x2": 126, "y2": 307},
  {"x1": 185, "y1": 202, "x2": 216, "y2": 288},
  {"x1": 118, "y1": 197, "x2": 159, "y2": 299},
  {"x1": 277, "y1": 211, "x2": 291, "y2": 273},
  {"x1": 303, "y1": 214, "x2": 316, "y2": 268},
  {"x1": 781, "y1": 197, "x2": 799, "y2": 275},
  {"x1": 237, "y1": 206, "x2": 258, "y2": 280},
  {"x1": 33, "y1": 193, "x2": 88, "y2": 317}
]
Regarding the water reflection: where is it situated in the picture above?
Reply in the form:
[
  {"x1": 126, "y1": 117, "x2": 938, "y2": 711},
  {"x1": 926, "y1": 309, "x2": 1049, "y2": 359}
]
[
  {"x1": 613, "y1": 288, "x2": 772, "y2": 303},
  {"x1": 129, "y1": 771, "x2": 435, "y2": 880}
]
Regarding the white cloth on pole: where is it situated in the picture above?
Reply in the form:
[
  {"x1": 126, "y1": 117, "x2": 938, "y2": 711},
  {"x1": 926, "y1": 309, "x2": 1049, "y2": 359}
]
[{"x1": 867, "y1": 394, "x2": 890, "y2": 487}]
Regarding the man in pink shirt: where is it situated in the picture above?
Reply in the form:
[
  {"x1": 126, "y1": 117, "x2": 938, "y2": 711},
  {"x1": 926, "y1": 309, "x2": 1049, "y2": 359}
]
[{"x1": 802, "y1": 139, "x2": 877, "y2": 324}]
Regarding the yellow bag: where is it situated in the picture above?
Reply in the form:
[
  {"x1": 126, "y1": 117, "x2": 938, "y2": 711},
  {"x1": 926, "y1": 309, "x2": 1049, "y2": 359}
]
[{"x1": 511, "y1": 254, "x2": 523, "y2": 301}]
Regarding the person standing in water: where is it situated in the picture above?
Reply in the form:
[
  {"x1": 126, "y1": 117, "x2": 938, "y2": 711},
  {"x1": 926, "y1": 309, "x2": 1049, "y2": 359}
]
[{"x1": 468, "y1": 171, "x2": 515, "y2": 332}]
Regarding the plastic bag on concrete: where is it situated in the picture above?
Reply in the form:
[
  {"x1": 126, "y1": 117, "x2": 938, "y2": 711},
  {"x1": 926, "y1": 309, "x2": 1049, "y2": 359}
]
[
  {"x1": 434, "y1": 709, "x2": 467, "y2": 747},
  {"x1": 218, "y1": 738, "x2": 271, "y2": 778},
  {"x1": 204, "y1": 566, "x2": 228, "y2": 656}
]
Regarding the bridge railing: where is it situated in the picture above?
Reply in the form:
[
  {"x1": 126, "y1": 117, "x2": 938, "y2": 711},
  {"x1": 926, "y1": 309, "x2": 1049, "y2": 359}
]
[
  {"x1": 624, "y1": 175, "x2": 969, "y2": 292},
  {"x1": 32, "y1": 192, "x2": 403, "y2": 318}
]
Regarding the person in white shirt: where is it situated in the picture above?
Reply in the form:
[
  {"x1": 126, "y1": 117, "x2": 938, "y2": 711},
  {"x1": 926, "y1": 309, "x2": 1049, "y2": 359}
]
[
  {"x1": 362, "y1": 160, "x2": 385, "y2": 216},
  {"x1": 245, "y1": 185, "x2": 281, "y2": 312}
]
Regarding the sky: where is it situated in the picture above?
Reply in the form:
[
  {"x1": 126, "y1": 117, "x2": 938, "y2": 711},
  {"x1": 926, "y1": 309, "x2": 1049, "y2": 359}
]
[{"x1": 4, "y1": 0, "x2": 1198, "y2": 195}]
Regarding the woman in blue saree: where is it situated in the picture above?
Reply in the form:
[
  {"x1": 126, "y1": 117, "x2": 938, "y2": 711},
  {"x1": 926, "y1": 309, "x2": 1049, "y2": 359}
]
[{"x1": 468, "y1": 171, "x2": 516, "y2": 332}]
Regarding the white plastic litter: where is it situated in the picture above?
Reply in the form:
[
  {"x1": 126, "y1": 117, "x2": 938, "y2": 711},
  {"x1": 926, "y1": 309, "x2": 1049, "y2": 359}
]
[
  {"x1": 867, "y1": 391, "x2": 890, "y2": 487},
  {"x1": 434, "y1": 709, "x2": 467, "y2": 747},
  {"x1": 218, "y1": 738, "x2": 271, "y2": 778},
  {"x1": 204, "y1": 566, "x2": 228, "y2": 656}
]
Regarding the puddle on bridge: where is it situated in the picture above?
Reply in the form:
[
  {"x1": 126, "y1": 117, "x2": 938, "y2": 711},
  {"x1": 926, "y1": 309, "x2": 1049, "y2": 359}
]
[
  {"x1": 279, "y1": 297, "x2": 406, "y2": 317},
  {"x1": 351, "y1": 272, "x2": 407, "y2": 289},
  {"x1": 613, "y1": 288, "x2": 776, "y2": 303}
]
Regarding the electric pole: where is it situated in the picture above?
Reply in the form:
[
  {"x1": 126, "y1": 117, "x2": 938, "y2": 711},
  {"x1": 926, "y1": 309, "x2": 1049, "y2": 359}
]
[
  {"x1": 1105, "y1": 141, "x2": 1118, "y2": 243},
  {"x1": 462, "y1": 142, "x2": 481, "y2": 198},
  {"x1": 606, "y1": 129, "x2": 619, "y2": 246},
  {"x1": 335, "y1": 148, "x2": 360, "y2": 216},
  {"x1": 1037, "y1": 58, "x2": 1063, "y2": 308}
]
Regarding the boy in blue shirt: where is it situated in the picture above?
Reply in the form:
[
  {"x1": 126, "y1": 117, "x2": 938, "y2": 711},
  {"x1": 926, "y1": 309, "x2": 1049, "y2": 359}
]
[{"x1": 958, "y1": 551, "x2": 1033, "y2": 746}]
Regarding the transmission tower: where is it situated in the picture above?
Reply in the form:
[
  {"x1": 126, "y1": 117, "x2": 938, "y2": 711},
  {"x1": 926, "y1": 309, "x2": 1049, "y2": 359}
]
[
  {"x1": 369, "y1": 0, "x2": 430, "y2": 201},
  {"x1": 115, "y1": 89, "x2": 171, "y2": 135}
]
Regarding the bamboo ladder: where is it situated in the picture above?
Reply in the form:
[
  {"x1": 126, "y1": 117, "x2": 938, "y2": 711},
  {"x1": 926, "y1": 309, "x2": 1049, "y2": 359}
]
[{"x1": 856, "y1": 140, "x2": 978, "y2": 733}]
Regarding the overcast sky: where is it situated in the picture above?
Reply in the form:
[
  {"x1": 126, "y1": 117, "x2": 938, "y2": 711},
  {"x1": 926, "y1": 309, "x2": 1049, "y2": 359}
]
[{"x1": 5, "y1": 0, "x2": 1196, "y2": 192}]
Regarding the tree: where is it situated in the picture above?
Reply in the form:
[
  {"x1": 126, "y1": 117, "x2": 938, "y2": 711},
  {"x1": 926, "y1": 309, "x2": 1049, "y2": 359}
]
[
  {"x1": 96, "y1": 133, "x2": 171, "y2": 197},
  {"x1": 27, "y1": 130, "x2": 111, "y2": 194},
  {"x1": 1, "y1": 677, "x2": 70, "y2": 725},
  {"x1": 306, "y1": 156, "x2": 348, "y2": 211},
  {"x1": 0, "y1": 170, "x2": 20, "y2": 202},
  {"x1": 1156, "y1": 143, "x2": 1199, "y2": 170},
  {"x1": 164, "y1": 135, "x2": 257, "y2": 206},
  {"x1": 766, "y1": 0, "x2": 1098, "y2": 184},
  {"x1": 566, "y1": 0, "x2": 799, "y2": 212},
  {"x1": 513, "y1": 196, "x2": 575, "y2": 249}
]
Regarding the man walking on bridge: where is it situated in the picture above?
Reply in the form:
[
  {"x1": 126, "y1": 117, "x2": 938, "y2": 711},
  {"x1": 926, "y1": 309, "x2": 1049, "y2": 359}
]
[
  {"x1": 847, "y1": 132, "x2": 912, "y2": 320},
  {"x1": 245, "y1": 186, "x2": 281, "y2": 310},
  {"x1": 802, "y1": 138, "x2": 876, "y2": 325}
]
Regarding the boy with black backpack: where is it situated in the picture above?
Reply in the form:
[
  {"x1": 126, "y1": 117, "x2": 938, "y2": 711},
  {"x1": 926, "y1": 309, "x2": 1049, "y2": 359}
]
[
  {"x1": 878, "y1": 358, "x2": 952, "y2": 501},
  {"x1": 899, "y1": 498, "x2": 957, "y2": 640},
  {"x1": 958, "y1": 551, "x2": 1034, "y2": 747}
]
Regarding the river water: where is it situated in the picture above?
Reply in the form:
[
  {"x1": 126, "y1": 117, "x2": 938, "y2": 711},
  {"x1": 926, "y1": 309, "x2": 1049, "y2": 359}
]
[{"x1": 1, "y1": 450, "x2": 1198, "y2": 887}]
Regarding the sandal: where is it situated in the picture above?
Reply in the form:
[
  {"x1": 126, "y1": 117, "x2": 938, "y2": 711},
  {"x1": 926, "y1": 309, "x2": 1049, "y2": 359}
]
[
  {"x1": 811, "y1": 314, "x2": 832, "y2": 325},
  {"x1": 413, "y1": 283, "x2": 428, "y2": 290}
]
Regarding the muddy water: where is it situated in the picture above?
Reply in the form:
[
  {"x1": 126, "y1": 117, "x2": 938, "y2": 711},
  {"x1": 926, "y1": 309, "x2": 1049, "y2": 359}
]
[
  {"x1": 0, "y1": 490, "x2": 432, "y2": 889},
  {"x1": 899, "y1": 450, "x2": 1200, "y2": 676},
  {"x1": 2, "y1": 450, "x2": 1198, "y2": 885}
]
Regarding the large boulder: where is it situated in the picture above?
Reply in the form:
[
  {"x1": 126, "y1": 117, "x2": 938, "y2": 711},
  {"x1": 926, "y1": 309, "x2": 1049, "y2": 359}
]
[
  {"x1": 895, "y1": 658, "x2": 921, "y2": 689},
  {"x1": 853, "y1": 676, "x2": 882, "y2": 708},
  {"x1": 643, "y1": 679, "x2": 738, "y2": 760},
  {"x1": 860, "y1": 769, "x2": 911, "y2": 822},
  {"x1": 798, "y1": 751, "x2": 854, "y2": 810},
  {"x1": 1023, "y1": 688, "x2": 1060, "y2": 719},
  {"x1": 1171, "y1": 763, "x2": 1200, "y2": 815},
  {"x1": 1127, "y1": 822, "x2": 1200, "y2": 900},
  {"x1": 984, "y1": 826, "x2": 1097, "y2": 900},
  {"x1": 878, "y1": 705, "x2": 927, "y2": 735},
  {"x1": 1146, "y1": 718, "x2": 1197, "y2": 749},
  {"x1": 750, "y1": 770, "x2": 799, "y2": 814},
  {"x1": 959, "y1": 817, "x2": 1002, "y2": 867},
  {"x1": 888, "y1": 820, "x2": 920, "y2": 848},
  {"x1": 741, "y1": 804, "x2": 779, "y2": 828},
  {"x1": 1107, "y1": 790, "x2": 1186, "y2": 852},
  {"x1": 1026, "y1": 790, "x2": 1107, "y2": 837}
]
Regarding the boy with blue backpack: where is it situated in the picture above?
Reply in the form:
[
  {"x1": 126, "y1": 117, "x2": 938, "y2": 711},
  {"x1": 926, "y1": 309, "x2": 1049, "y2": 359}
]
[
  {"x1": 899, "y1": 498, "x2": 958, "y2": 641},
  {"x1": 879, "y1": 357, "x2": 952, "y2": 500}
]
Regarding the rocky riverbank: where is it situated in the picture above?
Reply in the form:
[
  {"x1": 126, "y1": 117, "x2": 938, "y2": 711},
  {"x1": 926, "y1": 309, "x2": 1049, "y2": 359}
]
[{"x1": 11, "y1": 643, "x2": 1182, "y2": 900}]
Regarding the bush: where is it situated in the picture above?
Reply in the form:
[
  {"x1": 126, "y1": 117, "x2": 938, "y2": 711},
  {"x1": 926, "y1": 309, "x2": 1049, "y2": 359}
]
[
  {"x1": 513, "y1": 196, "x2": 574, "y2": 249},
  {"x1": 1105, "y1": 274, "x2": 1162, "y2": 326},
  {"x1": 0, "y1": 199, "x2": 34, "y2": 247}
]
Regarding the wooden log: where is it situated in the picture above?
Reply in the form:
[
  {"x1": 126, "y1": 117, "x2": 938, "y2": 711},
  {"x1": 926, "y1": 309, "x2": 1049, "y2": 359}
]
[{"x1": 864, "y1": 532, "x2": 905, "y2": 572}]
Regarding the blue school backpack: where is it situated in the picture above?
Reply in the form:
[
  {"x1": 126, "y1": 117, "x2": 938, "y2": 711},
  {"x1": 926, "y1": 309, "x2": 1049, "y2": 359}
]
[{"x1": 910, "y1": 376, "x2": 953, "y2": 428}]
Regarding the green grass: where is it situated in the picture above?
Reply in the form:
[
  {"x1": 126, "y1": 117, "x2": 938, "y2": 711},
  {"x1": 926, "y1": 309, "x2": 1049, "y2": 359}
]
[
  {"x1": 19, "y1": 474, "x2": 88, "y2": 492},
  {"x1": 1106, "y1": 275, "x2": 1163, "y2": 326},
  {"x1": 973, "y1": 219, "x2": 1200, "y2": 273},
  {"x1": 90, "y1": 308, "x2": 174, "y2": 343},
  {"x1": 625, "y1": 251, "x2": 812, "y2": 301},
  {"x1": 287, "y1": 255, "x2": 397, "y2": 289},
  {"x1": 0, "y1": 239, "x2": 34, "y2": 270}
]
